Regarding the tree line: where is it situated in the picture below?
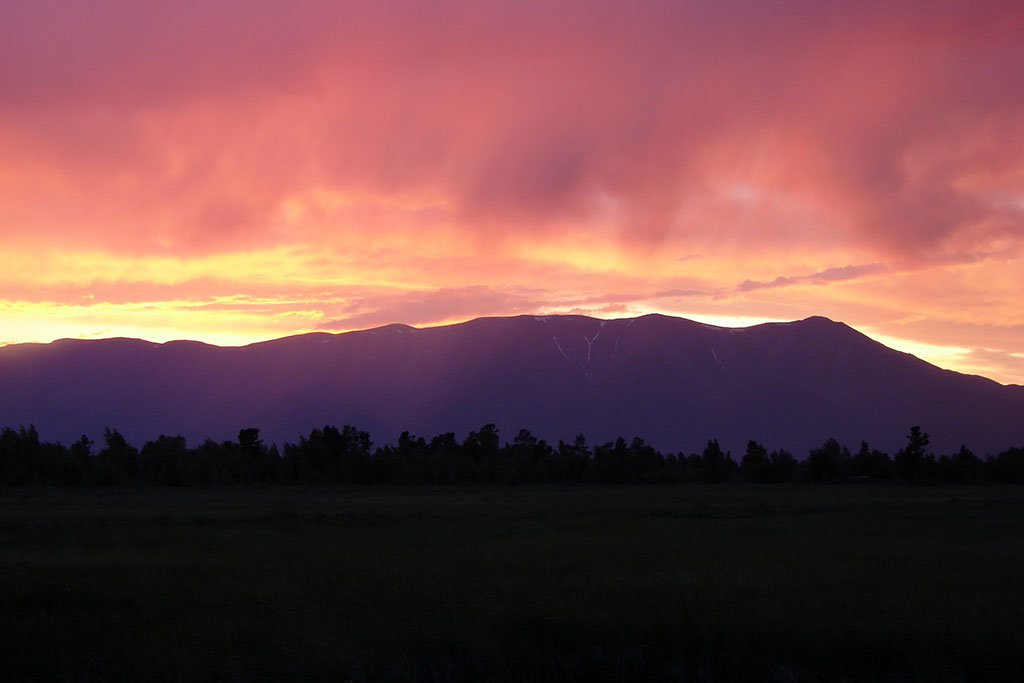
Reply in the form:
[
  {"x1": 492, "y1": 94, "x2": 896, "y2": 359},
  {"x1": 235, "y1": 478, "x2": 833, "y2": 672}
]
[{"x1": 1, "y1": 423, "x2": 1022, "y2": 487}]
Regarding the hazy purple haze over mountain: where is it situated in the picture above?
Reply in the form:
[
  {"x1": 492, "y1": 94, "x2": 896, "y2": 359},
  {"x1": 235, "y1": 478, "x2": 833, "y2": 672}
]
[{"x1": 1, "y1": 315, "x2": 1021, "y2": 455}]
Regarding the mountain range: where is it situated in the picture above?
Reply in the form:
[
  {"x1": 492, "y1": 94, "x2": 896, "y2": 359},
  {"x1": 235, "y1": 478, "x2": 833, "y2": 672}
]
[{"x1": 1, "y1": 314, "x2": 1021, "y2": 456}]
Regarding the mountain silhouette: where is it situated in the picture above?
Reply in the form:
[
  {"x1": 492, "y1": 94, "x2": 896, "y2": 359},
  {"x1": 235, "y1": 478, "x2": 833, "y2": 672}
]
[{"x1": 1, "y1": 314, "x2": 1021, "y2": 455}]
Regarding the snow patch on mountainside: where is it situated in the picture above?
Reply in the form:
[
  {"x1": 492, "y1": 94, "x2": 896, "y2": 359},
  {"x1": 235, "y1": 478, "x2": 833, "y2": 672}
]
[{"x1": 552, "y1": 336, "x2": 571, "y2": 362}]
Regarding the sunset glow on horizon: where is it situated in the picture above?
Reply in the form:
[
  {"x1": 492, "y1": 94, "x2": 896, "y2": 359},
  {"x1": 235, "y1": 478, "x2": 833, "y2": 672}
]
[{"x1": 2, "y1": 1, "x2": 1023, "y2": 383}]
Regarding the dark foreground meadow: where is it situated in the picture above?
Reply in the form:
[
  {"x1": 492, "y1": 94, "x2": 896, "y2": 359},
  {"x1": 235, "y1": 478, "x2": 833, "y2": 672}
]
[{"x1": 3, "y1": 486, "x2": 1023, "y2": 682}]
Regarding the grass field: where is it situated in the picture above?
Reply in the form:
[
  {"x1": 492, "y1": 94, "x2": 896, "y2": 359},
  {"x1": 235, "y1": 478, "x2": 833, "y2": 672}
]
[{"x1": 2, "y1": 485, "x2": 1023, "y2": 681}]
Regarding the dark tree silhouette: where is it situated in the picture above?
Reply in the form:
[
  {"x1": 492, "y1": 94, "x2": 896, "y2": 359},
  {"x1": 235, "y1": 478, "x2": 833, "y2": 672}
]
[
  {"x1": 895, "y1": 426, "x2": 931, "y2": 482},
  {"x1": 767, "y1": 449, "x2": 797, "y2": 483},
  {"x1": 97, "y1": 428, "x2": 138, "y2": 485},
  {"x1": 990, "y1": 446, "x2": 1024, "y2": 483},
  {"x1": 555, "y1": 434, "x2": 590, "y2": 483},
  {"x1": 701, "y1": 439, "x2": 736, "y2": 483},
  {"x1": 0, "y1": 420, "x2": 1020, "y2": 487},
  {"x1": 951, "y1": 445, "x2": 981, "y2": 482},
  {"x1": 806, "y1": 438, "x2": 855, "y2": 483},
  {"x1": 741, "y1": 440, "x2": 771, "y2": 483},
  {"x1": 851, "y1": 441, "x2": 893, "y2": 480},
  {"x1": 140, "y1": 435, "x2": 188, "y2": 486}
]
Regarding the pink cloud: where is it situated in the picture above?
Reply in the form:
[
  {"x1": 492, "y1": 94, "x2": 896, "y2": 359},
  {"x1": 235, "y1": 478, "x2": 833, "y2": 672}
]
[
  {"x1": 2, "y1": 1, "x2": 1021, "y2": 258},
  {"x1": 738, "y1": 264, "x2": 888, "y2": 292}
]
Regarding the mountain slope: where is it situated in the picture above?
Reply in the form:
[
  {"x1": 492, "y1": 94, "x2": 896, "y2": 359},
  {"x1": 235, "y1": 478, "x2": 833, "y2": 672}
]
[{"x1": 1, "y1": 314, "x2": 1021, "y2": 455}]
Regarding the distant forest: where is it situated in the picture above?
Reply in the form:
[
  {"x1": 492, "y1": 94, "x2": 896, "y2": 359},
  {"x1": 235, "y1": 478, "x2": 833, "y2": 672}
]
[{"x1": 3, "y1": 422, "x2": 1023, "y2": 487}]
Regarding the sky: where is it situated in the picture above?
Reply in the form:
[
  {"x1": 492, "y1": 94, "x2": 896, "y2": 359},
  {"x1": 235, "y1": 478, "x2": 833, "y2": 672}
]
[{"x1": 1, "y1": 0, "x2": 1023, "y2": 384}]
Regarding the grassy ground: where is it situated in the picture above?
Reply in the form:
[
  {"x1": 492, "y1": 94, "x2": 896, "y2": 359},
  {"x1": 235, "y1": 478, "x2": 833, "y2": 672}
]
[{"x1": 2, "y1": 485, "x2": 1023, "y2": 682}]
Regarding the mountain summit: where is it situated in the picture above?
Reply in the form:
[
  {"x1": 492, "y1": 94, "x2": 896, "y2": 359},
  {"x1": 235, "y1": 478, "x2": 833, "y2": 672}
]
[{"x1": 1, "y1": 314, "x2": 1021, "y2": 454}]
